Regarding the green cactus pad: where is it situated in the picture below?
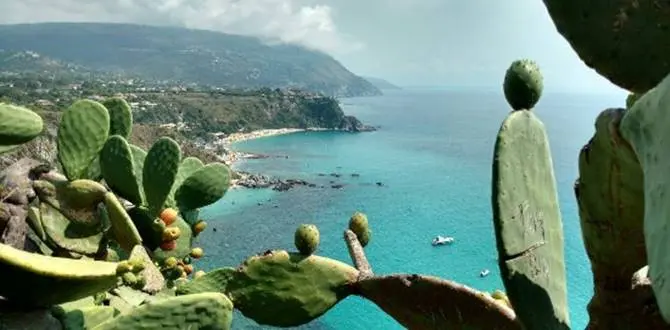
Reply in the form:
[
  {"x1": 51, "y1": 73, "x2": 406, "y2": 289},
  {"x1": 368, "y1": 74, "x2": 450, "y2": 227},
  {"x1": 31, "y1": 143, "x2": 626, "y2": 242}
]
[
  {"x1": 356, "y1": 275, "x2": 521, "y2": 329},
  {"x1": 619, "y1": 74, "x2": 670, "y2": 322},
  {"x1": 130, "y1": 144, "x2": 147, "y2": 194},
  {"x1": 177, "y1": 250, "x2": 358, "y2": 327},
  {"x1": 151, "y1": 217, "x2": 193, "y2": 263},
  {"x1": 541, "y1": 0, "x2": 670, "y2": 93},
  {"x1": 167, "y1": 157, "x2": 204, "y2": 206},
  {"x1": 0, "y1": 103, "x2": 44, "y2": 146},
  {"x1": 626, "y1": 93, "x2": 640, "y2": 109},
  {"x1": 84, "y1": 155, "x2": 103, "y2": 181},
  {"x1": 34, "y1": 180, "x2": 104, "y2": 228},
  {"x1": 180, "y1": 209, "x2": 200, "y2": 226},
  {"x1": 100, "y1": 135, "x2": 144, "y2": 205},
  {"x1": 40, "y1": 201, "x2": 104, "y2": 255},
  {"x1": 93, "y1": 292, "x2": 233, "y2": 330},
  {"x1": 0, "y1": 243, "x2": 119, "y2": 306},
  {"x1": 491, "y1": 110, "x2": 569, "y2": 329},
  {"x1": 55, "y1": 179, "x2": 108, "y2": 210},
  {"x1": 174, "y1": 163, "x2": 230, "y2": 211},
  {"x1": 143, "y1": 137, "x2": 181, "y2": 215},
  {"x1": 52, "y1": 306, "x2": 119, "y2": 330},
  {"x1": 576, "y1": 108, "x2": 645, "y2": 284},
  {"x1": 57, "y1": 99, "x2": 111, "y2": 180},
  {"x1": 503, "y1": 59, "x2": 543, "y2": 111},
  {"x1": 102, "y1": 97, "x2": 133, "y2": 138},
  {"x1": 104, "y1": 192, "x2": 142, "y2": 253},
  {"x1": 27, "y1": 202, "x2": 46, "y2": 241}
]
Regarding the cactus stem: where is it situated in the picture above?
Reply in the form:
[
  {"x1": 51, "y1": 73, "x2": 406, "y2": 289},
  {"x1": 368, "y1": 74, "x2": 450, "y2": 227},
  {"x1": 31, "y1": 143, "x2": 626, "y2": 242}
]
[{"x1": 344, "y1": 229, "x2": 373, "y2": 280}]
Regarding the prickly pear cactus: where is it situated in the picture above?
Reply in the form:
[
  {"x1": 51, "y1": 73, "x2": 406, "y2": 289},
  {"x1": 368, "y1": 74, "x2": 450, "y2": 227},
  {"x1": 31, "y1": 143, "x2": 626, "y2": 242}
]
[
  {"x1": 93, "y1": 292, "x2": 234, "y2": 330},
  {"x1": 100, "y1": 135, "x2": 144, "y2": 205},
  {"x1": 576, "y1": 108, "x2": 645, "y2": 283},
  {"x1": 176, "y1": 250, "x2": 359, "y2": 327},
  {"x1": 0, "y1": 103, "x2": 44, "y2": 153},
  {"x1": 0, "y1": 243, "x2": 120, "y2": 306},
  {"x1": 102, "y1": 97, "x2": 133, "y2": 138},
  {"x1": 143, "y1": 137, "x2": 181, "y2": 215},
  {"x1": 356, "y1": 274, "x2": 521, "y2": 329},
  {"x1": 57, "y1": 99, "x2": 110, "y2": 180},
  {"x1": 619, "y1": 73, "x2": 670, "y2": 322},
  {"x1": 348, "y1": 212, "x2": 371, "y2": 247},
  {"x1": 491, "y1": 109, "x2": 569, "y2": 329},
  {"x1": 174, "y1": 163, "x2": 230, "y2": 211},
  {"x1": 541, "y1": 0, "x2": 670, "y2": 93}
]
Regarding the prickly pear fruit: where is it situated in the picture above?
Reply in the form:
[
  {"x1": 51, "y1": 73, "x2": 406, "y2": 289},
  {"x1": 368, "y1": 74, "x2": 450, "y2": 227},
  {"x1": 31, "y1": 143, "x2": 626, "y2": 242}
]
[
  {"x1": 116, "y1": 261, "x2": 133, "y2": 275},
  {"x1": 503, "y1": 59, "x2": 543, "y2": 111},
  {"x1": 162, "y1": 227, "x2": 181, "y2": 241},
  {"x1": 295, "y1": 224, "x2": 320, "y2": 255},
  {"x1": 194, "y1": 270, "x2": 206, "y2": 279},
  {"x1": 193, "y1": 220, "x2": 207, "y2": 234},
  {"x1": 159, "y1": 208, "x2": 178, "y2": 226},
  {"x1": 348, "y1": 212, "x2": 370, "y2": 247},
  {"x1": 190, "y1": 247, "x2": 204, "y2": 259},
  {"x1": 160, "y1": 240, "x2": 177, "y2": 251},
  {"x1": 122, "y1": 272, "x2": 139, "y2": 286},
  {"x1": 0, "y1": 103, "x2": 44, "y2": 147},
  {"x1": 164, "y1": 257, "x2": 178, "y2": 269},
  {"x1": 184, "y1": 264, "x2": 194, "y2": 275},
  {"x1": 152, "y1": 218, "x2": 167, "y2": 232}
]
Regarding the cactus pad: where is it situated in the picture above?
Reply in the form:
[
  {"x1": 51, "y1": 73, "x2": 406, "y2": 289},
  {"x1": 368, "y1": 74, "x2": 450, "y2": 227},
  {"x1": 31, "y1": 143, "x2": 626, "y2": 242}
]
[
  {"x1": 177, "y1": 250, "x2": 358, "y2": 327},
  {"x1": 40, "y1": 201, "x2": 104, "y2": 255},
  {"x1": 143, "y1": 137, "x2": 181, "y2": 215},
  {"x1": 541, "y1": 0, "x2": 670, "y2": 93},
  {"x1": 503, "y1": 59, "x2": 543, "y2": 111},
  {"x1": 356, "y1": 275, "x2": 520, "y2": 329},
  {"x1": 57, "y1": 100, "x2": 110, "y2": 180},
  {"x1": 104, "y1": 192, "x2": 142, "y2": 252},
  {"x1": 491, "y1": 110, "x2": 569, "y2": 329},
  {"x1": 174, "y1": 163, "x2": 230, "y2": 211},
  {"x1": 619, "y1": 74, "x2": 670, "y2": 322},
  {"x1": 100, "y1": 135, "x2": 144, "y2": 205},
  {"x1": 93, "y1": 292, "x2": 234, "y2": 330},
  {"x1": 102, "y1": 97, "x2": 133, "y2": 138},
  {"x1": 53, "y1": 306, "x2": 119, "y2": 329},
  {"x1": 576, "y1": 108, "x2": 645, "y2": 283},
  {"x1": 0, "y1": 243, "x2": 119, "y2": 306},
  {"x1": 0, "y1": 103, "x2": 44, "y2": 146}
]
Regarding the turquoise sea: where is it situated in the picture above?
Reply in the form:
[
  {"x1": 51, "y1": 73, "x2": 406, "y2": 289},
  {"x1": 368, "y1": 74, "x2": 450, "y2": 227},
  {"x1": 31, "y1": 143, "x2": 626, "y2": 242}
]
[{"x1": 197, "y1": 88, "x2": 627, "y2": 329}]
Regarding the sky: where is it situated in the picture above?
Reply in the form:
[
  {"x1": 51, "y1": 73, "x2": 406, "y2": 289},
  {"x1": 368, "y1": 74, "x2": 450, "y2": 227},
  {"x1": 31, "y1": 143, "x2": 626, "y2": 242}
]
[{"x1": 0, "y1": 0, "x2": 626, "y2": 94}]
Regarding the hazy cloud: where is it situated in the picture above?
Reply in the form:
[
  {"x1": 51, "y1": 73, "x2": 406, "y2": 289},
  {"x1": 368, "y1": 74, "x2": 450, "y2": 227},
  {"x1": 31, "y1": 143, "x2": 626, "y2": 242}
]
[{"x1": 0, "y1": 0, "x2": 364, "y2": 55}]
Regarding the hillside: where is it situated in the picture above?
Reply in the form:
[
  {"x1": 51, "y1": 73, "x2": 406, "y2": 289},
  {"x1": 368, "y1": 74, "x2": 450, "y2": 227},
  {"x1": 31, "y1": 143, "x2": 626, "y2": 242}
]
[
  {"x1": 0, "y1": 22, "x2": 382, "y2": 97},
  {"x1": 363, "y1": 76, "x2": 402, "y2": 90}
]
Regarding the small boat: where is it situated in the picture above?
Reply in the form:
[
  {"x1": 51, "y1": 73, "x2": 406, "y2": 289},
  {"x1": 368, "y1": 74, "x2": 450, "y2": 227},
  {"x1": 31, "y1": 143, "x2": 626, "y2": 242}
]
[
  {"x1": 431, "y1": 235, "x2": 455, "y2": 246},
  {"x1": 480, "y1": 269, "x2": 490, "y2": 277}
]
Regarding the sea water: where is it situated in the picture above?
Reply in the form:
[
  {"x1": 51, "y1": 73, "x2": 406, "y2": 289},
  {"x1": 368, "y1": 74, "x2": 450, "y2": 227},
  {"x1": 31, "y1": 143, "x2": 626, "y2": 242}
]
[{"x1": 197, "y1": 88, "x2": 627, "y2": 329}]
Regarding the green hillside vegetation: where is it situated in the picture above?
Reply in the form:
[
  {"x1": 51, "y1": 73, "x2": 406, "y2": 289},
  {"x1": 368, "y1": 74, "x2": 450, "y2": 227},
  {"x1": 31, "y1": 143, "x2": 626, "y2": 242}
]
[{"x1": 0, "y1": 23, "x2": 382, "y2": 97}]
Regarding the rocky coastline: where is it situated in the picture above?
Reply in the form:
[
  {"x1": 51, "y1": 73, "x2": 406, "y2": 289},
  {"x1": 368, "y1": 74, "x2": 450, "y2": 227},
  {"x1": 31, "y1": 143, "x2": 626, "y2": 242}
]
[{"x1": 216, "y1": 127, "x2": 385, "y2": 193}]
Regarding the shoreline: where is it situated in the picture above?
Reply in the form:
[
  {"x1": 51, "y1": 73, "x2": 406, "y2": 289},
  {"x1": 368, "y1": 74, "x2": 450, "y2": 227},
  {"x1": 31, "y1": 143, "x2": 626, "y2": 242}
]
[{"x1": 219, "y1": 128, "x2": 324, "y2": 188}]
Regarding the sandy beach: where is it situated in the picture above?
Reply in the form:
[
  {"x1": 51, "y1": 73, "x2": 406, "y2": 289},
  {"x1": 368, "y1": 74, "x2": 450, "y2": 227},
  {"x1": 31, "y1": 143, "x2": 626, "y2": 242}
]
[{"x1": 218, "y1": 128, "x2": 310, "y2": 187}]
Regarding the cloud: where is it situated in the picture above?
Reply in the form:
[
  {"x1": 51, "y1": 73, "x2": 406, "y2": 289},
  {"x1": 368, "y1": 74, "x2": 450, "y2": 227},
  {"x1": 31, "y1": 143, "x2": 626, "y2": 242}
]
[{"x1": 0, "y1": 0, "x2": 364, "y2": 55}]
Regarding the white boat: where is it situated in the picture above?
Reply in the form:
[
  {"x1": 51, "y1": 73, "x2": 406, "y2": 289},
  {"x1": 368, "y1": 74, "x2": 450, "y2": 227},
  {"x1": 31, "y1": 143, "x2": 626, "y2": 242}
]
[
  {"x1": 480, "y1": 269, "x2": 490, "y2": 277},
  {"x1": 431, "y1": 235, "x2": 455, "y2": 246}
]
